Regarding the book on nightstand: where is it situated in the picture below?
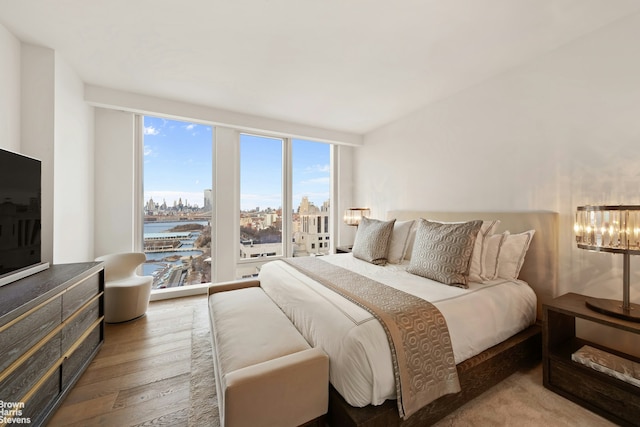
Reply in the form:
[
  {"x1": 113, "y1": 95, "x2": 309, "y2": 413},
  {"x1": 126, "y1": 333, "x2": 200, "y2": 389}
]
[{"x1": 571, "y1": 345, "x2": 640, "y2": 388}]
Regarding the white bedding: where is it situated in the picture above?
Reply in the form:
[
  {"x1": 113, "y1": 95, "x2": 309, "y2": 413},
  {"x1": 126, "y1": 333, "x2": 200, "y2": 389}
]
[{"x1": 259, "y1": 253, "x2": 537, "y2": 408}]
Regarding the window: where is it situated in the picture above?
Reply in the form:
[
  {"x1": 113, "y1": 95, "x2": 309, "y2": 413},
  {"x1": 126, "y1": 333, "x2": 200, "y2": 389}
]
[
  {"x1": 292, "y1": 139, "x2": 331, "y2": 257},
  {"x1": 141, "y1": 116, "x2": 213, "y2": 290},
  {"x1": 237, "y1": 135, "x2": 331, "y2": 278},
  {"x1": 238, "y1": 134, "x2": 284, "y2": 277}
]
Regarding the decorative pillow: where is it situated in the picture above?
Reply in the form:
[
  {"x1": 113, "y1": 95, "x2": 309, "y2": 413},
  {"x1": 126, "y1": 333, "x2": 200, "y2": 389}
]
[
  {"x1": 418, "y1": 219, "x2": 500, "y2": 281},
  {"x1": 497, "y1": 230, "x2": 535, "y2": 280},
  {"x1": 387, "y1": 220, "x2": 415, "y2": 264},
  {"x1": 407, "y1": 219, "x2": 483, "y2": 287},
  {"x1": 480, "y1": 231, "x2": 509, "y2": 281},
  {"x1": 352, "y1": 217, "x2": 396, "y2": 265}
]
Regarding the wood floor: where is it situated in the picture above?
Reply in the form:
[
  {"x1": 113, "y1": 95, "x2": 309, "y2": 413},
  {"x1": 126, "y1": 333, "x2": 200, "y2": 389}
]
[
  {"x1": 45, "y1": 293, "x2": 614, "y2": 427},
  {"x1": 47, "y1": 294, "x2": 208, "y2": 427}
]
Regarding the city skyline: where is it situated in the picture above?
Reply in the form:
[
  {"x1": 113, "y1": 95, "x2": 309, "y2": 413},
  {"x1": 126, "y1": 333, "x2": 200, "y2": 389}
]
[{"x1": 143, "y1": 116, "x2": 330, "y2": 211}]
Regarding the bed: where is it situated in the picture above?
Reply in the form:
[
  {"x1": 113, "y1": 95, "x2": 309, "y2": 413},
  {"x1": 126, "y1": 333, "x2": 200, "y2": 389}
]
[{"x1": 259, "y1": 211, "x2": 558, "y2": 426}]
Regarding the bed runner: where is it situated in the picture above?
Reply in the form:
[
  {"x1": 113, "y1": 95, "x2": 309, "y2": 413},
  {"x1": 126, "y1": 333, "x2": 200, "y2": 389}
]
[{"x1": 282, "y1": 257, "x2": 460, "y2": 419}]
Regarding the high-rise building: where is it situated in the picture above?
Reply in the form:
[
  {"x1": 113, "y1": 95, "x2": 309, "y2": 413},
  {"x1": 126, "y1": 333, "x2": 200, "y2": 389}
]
[
  {"x1": 293, "y1": 196, "x2": 330, "y2": 256},
  {"x1": 204, "y1": 189, "x2": 213, "y2": 210},
  {"x1": 145, "y1": 197, "x2": 157, "y2": 214}
]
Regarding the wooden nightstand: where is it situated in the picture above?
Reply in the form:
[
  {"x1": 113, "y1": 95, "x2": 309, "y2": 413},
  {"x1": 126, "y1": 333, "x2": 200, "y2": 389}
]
[
  {"x1": 542, "y1": 293, "x2": 640, "y2": 426},
  {"x1": 335, "y1": 245, "x2": 353, "y2": 254}
]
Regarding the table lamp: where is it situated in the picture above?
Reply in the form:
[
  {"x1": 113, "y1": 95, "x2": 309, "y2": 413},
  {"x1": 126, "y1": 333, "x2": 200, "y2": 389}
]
[
  {"x1": 574, "y1": 205, "x2": 640, "y2": 322},
  {"x1": 343, "y1": 208, "x2": 370, "y2": 226}
]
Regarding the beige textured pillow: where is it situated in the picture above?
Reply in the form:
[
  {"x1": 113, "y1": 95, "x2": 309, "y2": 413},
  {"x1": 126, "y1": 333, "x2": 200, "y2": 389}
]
[
  {"x1": 352, "y1": 217, "x2": 396, "y2": 265},
  {"x1": 422, "y1": 219, "x2": 500, "y2": 282},
  {"x1": 407, "y1": 219, "x2": 483, "y2": 287}
]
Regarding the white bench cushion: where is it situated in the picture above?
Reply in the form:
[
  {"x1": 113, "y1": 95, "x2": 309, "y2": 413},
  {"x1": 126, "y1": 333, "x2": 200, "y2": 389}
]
[{"x1": 210, "y1": 287, "x2": 311, "y2": 376}]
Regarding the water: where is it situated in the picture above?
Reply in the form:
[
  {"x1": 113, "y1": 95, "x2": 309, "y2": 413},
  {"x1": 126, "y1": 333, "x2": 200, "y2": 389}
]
[
  {"x1": 142, "y1": 220, "x2": 208, "y2": 278},
  {"x1": 144, "y1": 220, "x2": 208, "y2": 233}
]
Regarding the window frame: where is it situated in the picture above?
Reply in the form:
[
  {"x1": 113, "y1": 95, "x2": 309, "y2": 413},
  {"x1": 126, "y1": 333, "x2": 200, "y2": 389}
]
[
  {"x1": 236, "y1": 133, "x2": 333, "y2": 276},
  {"x1": 237, "y1": 133, "x2": 287, "y2": 271},
  {"x1": 136, "y1": 114, "x2": 215, "y2": 294},
  {"x1": 133, "y1": 117, "x2": 339, "y2": 287}
]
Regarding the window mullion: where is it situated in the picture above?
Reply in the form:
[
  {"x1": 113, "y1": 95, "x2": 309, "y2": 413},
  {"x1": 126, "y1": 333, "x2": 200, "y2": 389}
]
[
  {"x1": 283, "y1": 138, "x2": 293, "y2": 257},
  {"x1": 134, "y1": 114, "x2": 144, "y2": 253}
]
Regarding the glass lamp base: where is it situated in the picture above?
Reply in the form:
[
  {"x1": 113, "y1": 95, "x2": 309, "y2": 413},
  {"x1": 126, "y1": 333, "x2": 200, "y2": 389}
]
[{"x1": 585, "y1": 298, "x2": 640, "y2": 323}]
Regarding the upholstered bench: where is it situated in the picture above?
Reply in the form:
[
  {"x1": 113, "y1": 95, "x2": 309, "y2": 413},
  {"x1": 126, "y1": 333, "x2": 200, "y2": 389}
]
[{"x1": 208, "y1": 279, "x2": 329, "y2": 427}]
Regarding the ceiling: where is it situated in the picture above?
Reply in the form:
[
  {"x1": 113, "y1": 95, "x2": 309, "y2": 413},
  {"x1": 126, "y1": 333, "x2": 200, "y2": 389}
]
[{"x1": 1, "y1": 0, "x2": 640, "y2": 135}]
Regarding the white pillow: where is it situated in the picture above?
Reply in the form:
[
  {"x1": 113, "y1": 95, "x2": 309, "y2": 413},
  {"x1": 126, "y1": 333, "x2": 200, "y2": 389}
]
[
  {"x1": 468, "y1": 220, "x2": 501, "y2": 283},
  {"x1": 403, "y1": 223, "x2": 419, "y2": 260},
  {"x1": 387, "y1": 220, "x2": 415, "y2": 264},
  {"x1": 497, "y1": 230, "x2": 535, "y2": 280},
  {"x1": 481, "y1": 231, "x2": 508, "y2": 281}
]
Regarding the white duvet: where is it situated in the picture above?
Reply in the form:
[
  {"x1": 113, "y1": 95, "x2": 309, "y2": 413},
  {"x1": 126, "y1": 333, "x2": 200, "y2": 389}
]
[{"x1": 259, "y1": 253, "x2": 537, "y2": 408}]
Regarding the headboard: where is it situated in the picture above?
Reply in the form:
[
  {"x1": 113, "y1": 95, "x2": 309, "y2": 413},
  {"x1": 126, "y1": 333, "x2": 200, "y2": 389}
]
[{"x1": 387, "y1": 210, "x2": 559, "y2": 319}]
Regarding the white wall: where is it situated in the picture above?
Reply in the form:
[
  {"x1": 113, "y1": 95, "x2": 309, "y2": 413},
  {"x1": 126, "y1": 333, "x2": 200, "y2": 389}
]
[
  {"x1": 0, "y1": 25, "x2": 20, "y2": 152},
  {"x1": 334, "y1": 144, "x2": 357, "y2": 247},
  {"x1": 19, "y1": 43, "x2": 96, "y2": 264},
  {"x1": 86, "y1": 85, "x2": 362, "y2": 147},
  {"x1": 21, "y1": 44, "x2": 55, "y2": 265},
  {"x1": 357, "y1": 13, "x2": 640, "y2": 355},
  {"x1": 53, "y1": 55, "x2": 95, "y2": 262},
  {"x1": 94, "y1": 108, "x2": 137, "y2": 257}
]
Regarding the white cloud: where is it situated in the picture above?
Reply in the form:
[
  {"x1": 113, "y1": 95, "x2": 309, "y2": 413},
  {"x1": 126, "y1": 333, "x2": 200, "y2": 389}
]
[
  {"x1": 305, "y1": 164, "x2": 330, "y2": 173},
  {"x1": 144, "y1": 125, "x2": 160, "y2": 136},
  {"x1": 183, "y1": 123, "x2": 200, "y2": 136},
  {"x1": 306, "y1": 177, "x2": 330, "y2": 184}
]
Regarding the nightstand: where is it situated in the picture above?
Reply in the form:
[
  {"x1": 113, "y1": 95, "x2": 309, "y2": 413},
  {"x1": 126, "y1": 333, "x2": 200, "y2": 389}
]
[
  {"x1": 335, "y1": 245, "x2": 353, "y2": 254},
  {"x1": 542, "y1": 292, "x2": 640, "y2": 426}
]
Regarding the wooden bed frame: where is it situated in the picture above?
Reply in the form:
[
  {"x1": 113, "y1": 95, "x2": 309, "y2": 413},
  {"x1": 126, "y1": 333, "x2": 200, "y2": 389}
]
[{"x1": 327, "y1": 211, "x2": 559, "y2": 427}]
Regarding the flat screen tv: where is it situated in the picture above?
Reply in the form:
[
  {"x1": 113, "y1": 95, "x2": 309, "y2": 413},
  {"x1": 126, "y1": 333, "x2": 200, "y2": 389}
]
[{"x1": 0, "y1": 148, "x2": 49, "y2": 287}]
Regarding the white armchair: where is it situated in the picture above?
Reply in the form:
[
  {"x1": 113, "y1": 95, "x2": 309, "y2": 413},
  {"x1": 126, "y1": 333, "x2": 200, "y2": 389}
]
[{"x1": 95, "y1": 252, "x2": 153, "y2": 323}]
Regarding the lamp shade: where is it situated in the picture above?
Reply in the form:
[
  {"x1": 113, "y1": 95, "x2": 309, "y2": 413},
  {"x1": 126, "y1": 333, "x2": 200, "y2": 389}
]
[
  {"x1": 574, "y1": 205, "x2": 640, "y2": 254},
  {"x1": 343, "y1": 208, "x2": 370, "y2": 226}
]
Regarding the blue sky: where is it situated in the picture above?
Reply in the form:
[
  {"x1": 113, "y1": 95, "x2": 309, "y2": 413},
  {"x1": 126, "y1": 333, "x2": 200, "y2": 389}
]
[
  {"x1": 143, "y1": 116, "x2": 330, "y2": 211},
  {"x1": 143, "y1": 116, "x2": 212, "y2": 208}
]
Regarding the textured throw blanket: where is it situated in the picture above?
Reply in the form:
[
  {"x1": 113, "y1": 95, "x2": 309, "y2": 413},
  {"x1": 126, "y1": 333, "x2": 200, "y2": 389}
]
[{"x1": 283, "y1": 257, "x2": 460, "y2": 419}]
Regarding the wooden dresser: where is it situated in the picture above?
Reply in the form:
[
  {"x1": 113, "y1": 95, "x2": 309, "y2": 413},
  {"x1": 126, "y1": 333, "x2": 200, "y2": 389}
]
[{"x1": 0, "y1": 262, "x2": 104, "y2": 427}]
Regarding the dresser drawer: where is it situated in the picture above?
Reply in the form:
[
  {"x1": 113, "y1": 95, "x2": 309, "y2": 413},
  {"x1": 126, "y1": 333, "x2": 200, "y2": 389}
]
[
  {"x1": 61, "y1": 297, "x2": 101, "y2": 353},
  {"x1": 62, "y1": 273, "x2": 100, "y2": 320},
  {"x1": 0, "y1": 333, "x2": 61, "y2": 403},
  {"x1": 22, "y1": 367, "x2": 61, "y2": 426},
  {"x1": 0, "y1": 296, "x2": 62, "y2": 372},
  {"x1": 62, "y1": 325, "x2": 102, "y2": 389}
]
